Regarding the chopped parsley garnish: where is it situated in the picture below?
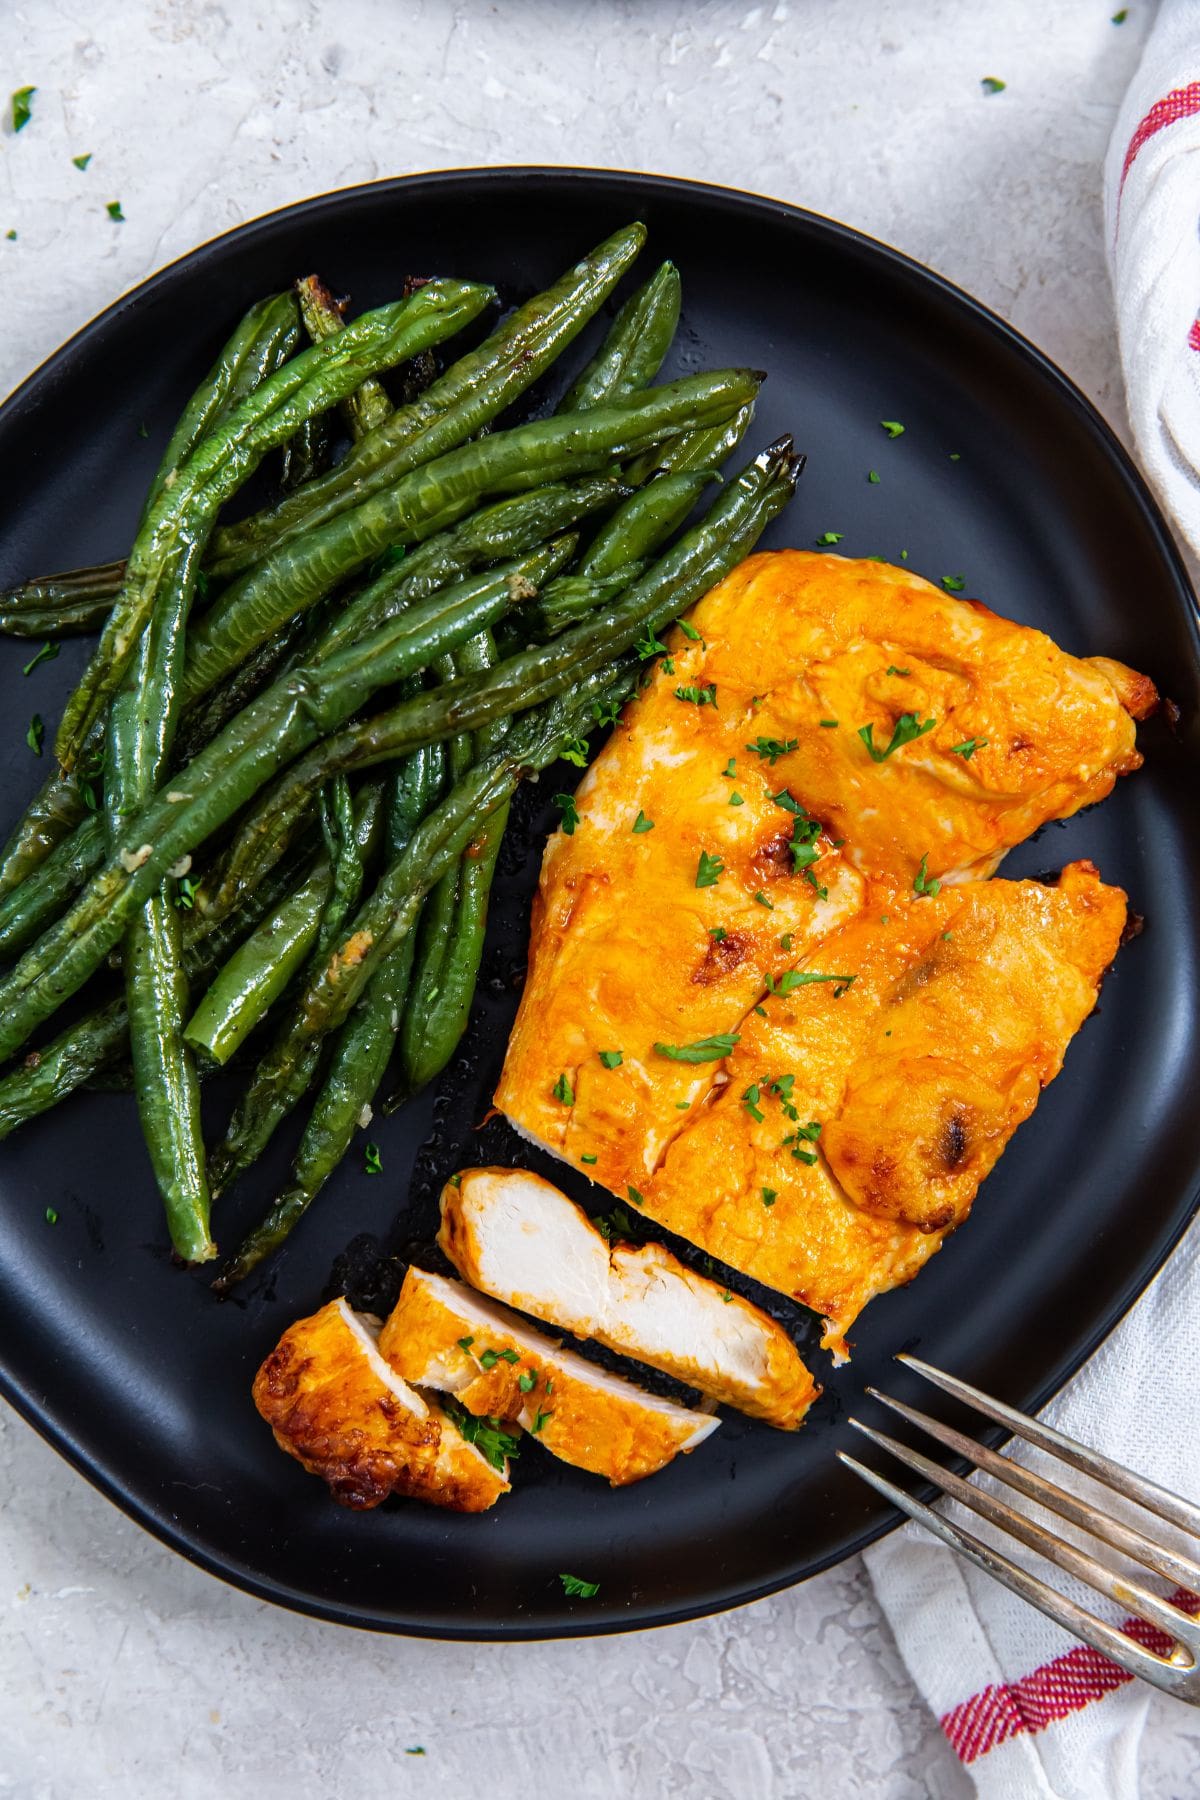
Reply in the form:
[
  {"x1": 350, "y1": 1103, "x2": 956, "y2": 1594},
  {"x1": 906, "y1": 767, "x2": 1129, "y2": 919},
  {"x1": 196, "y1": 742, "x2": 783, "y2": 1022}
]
[
  {"x1": 662, "y1": 656, "x2": 675, "y2": 674},
  {"x1": 581, "y1": 1153, "x2": 598, "y2": 1165},
  {"x1": 815, "y1": 531, "x2": 843, "y2": 547},
  {"x1": 941, "y1": 574, "x2": 966, "y2": 592},
  {"x1": 594, "y1": 1205, "x2": 636, "y2": 1241},
  {"x1": 942, "y1": 930, "x2": 954, "y2": 941},
  {"x1": 771, "y1": 788, "x2": 805, "y2": 815},
  {"x1": 779, "y1": 933, "x2": 793, "y2": 951},
  {"x1": 11, "y1": 86, "x2": 35, "y2": 132},
  {"x1": 949, "y1": 452, "x2": 962, "y2": 462},
  {"x1": 627, "y1": 1185, "x2": 644, "y2": 1206},
  {"x1": 949, "y1": 737, "x2": 988, "y2": 759},
  {"x1": 675, "y1": 682, "x2": 717, "y2": 707},
  {"x1": 554, "y1": 792, "x2": 580, "y2": 835},
  {"x1": 765, "y1": 969, "x2": 855, "y2": 996},
  {"x1": 559, "y1": 1573, "x2": 599, "y2": 1598},
  {"x1": 532, "y1": 1409, "x2": 553, "y2": 1434},
  {"x1": 442, "y1": 1398, "x2": 521, "y2": 1472},
  {"x1": 709, "y1": 926, "x2": 727, "y2": 941},
  {"x1": 593, "y1": 697, "x2": 622, "y2": 726},
  {"x1": 746, "y1": 735, "x2": 798, "y2": 765},
  {"x1": 4, "y1": 230, "x2": 15, "y2": 241},
  {"x1": 44, "y1": 1206, "x2": 58, "y2": 1225},
  {"x1": 868, "y1": 470, "x2": 880, "y2": 483},
  {"x1": 106, "y1": 200, "x2": 125, "y2": 222},
  {"x1": 753, "y1": 890, "x2": 774, "y2": 909},
  {"x1": 174, "y1": 875, "x2": 198, "y2": 910},
  {"x1": 363, "y1": 1143, "x2": 383, "y2": 1175},
  {"x1": 880, "y1": 420, "x2": 905, "y2": 438},
  {"x1": 676, "y1": 618, "x2": 702, "y2": 641},
  {"x1": 72, "y1": 152, "x2": 92, "y2": 170},
  {"x1": 886, "y1": 665, "x2": 911, "y2": 677},
  {"x1": 743, "y1": 1083, "x2": 764, "y2": 1122},
  {"x1": 653, "y1": 1034, "x2": 739, "y2": 1063},
  {"x1": 552, "y1": 1072, "x2": 574, "y2": 1105},
  {"x1": 806, "y1": 873, "x2": 829, "y2": 901},
  {"x1": 457, "y1": 1336, "x2": 475, "y2": 1352},
  {"x1": 635, "y1": 627, "x2": 668, "y2": 659},
  {"x1": 981, "y1": 75, "x2": 1007, "y2": 94},
  {"x1": 25, "y1": 714, "x2": 43, "y2": 756},
  {"x1": 632, "y1": 809, "x2": 655, "y2": 833},
  {"x1": 820, "y1": 718, "x2": 839, "y2": 728},
  {"x1": 721, "y1": 1290, "x2": 732, "y2": 1303},
  {"x1": 560, "y1": 732, "x2": 589, "y2": 767},
  {"x1": 598, "y1": 1050, "x2": 623, "y2": 1069},
  {"x1": 676, "y1": 1099, "x2": 690, "y2": 1109},
  {"x1": 729, "y1": 791, "x2": 744, "y2": 806},
  {"x1": 913, "y1": 854, "x2": 942, "y2": 897},
  {"x1": 858, "y1": 712, "x2": 936, "y2": 761},
  {"x1": 762, "y1": 1187, "x2": 777, "y2": 1207},
  {"x1": 22, "y1": 641, "x2": 58, "y2": 676},
  {"x1": 1112, "y1": 7, "x2": 1128, "y2": 18},
  {"x1": 478, "y1": 1347, "x2": 520, "y2": 1370},
  {"x1": 518, "y1": 1370, "x2": 537, "y2": 1393},
  {"x1": 695, "y1": 849, "x2": 724, "y2": 887},
  {"x1": 723, "y1": 758, "x2": 737, "y2": 777}
]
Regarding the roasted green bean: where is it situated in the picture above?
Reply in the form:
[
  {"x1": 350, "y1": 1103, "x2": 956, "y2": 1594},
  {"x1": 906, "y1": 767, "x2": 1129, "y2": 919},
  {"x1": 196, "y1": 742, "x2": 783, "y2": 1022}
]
[{"x1": 561, "y1": 260, "x2": 681, "y2": 411}]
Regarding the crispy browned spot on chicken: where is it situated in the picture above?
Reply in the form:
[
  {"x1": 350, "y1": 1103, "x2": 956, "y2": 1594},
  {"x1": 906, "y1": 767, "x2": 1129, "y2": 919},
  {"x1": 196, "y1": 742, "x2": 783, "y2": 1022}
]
[
  {"x1": 496, "y1": 549, "x2": 1150, "y2": 1210},
  {"x1": 641, "y1": 861, "x2": 1127, "y2": 1356},
  {"x1": 252, "y1": 1297, "x2": 511, "y2": 1511}
]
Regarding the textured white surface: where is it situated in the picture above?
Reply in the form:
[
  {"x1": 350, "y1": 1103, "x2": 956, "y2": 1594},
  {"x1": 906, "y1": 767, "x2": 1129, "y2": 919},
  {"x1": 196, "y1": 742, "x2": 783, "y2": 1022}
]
[{"x1": 1, "y1": 2, "x2": 1199, "y2": 1796}]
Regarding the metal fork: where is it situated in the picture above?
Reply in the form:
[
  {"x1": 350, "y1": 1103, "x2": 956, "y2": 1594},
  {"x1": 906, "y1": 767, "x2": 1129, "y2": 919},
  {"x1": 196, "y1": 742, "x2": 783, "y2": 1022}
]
[{"x1": 839, "y1": 1353, "x2": 1200, "y2": 1704}]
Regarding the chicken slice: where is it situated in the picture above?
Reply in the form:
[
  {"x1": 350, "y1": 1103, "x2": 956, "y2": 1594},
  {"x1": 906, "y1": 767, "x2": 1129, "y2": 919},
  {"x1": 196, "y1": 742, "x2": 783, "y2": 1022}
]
[
  {"x1": 638, "y1": 861, "x2": 1128, "y2": 1357},
  {"x1": 252, "y1": 1296, "x2": 512, "y2": 1511},
  {"x1": 379, "y1": 1267, "x2": 719, "y2": 1485},
  {"x1": 496, "y1": 549, "x2": 1152, "y2": 1200},
  {"x1": 439, "y1": 1166, "x2": 818, "y2": 1428}
]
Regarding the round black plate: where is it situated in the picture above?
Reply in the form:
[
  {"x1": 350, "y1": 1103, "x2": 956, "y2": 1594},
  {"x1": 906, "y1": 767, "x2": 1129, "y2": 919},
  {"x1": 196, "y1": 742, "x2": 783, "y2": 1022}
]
[{"x1": 0, "y1": 169, "x2": 1197, "y2": 1641}]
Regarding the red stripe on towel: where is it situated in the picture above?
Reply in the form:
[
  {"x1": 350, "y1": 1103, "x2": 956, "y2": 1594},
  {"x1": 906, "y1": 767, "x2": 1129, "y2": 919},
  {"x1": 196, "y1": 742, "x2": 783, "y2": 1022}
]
[
  {"x1": 1121, "y1": 83, "x2": 1200, "y2": 193},
  {"x1": 940, "y1": 1588, "x2": 1199, "y2": 1764}
]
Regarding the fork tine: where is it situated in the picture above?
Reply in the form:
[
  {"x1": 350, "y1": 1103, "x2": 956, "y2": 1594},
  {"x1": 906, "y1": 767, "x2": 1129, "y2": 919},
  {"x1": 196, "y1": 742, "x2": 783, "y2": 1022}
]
[
  {"x1": 866, "y1": 1387, "x2": 1200, "y2": 1596},
  {"x1": 849, "y1": 1419, "x2": 1200, "y2": 1659},
  {"x1": 838, "y1": 1450, "x2": 1198, "y2": 1695},
  {"x1": 898, "y1": 1354, "x2": 1200, "y2": 1537}
]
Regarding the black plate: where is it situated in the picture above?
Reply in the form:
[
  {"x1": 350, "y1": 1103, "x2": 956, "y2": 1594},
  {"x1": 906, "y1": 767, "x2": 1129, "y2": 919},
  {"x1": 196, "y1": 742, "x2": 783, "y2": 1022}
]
[{"x1": 1, "y1": 168, "x2": 1197, "y2": 1641}]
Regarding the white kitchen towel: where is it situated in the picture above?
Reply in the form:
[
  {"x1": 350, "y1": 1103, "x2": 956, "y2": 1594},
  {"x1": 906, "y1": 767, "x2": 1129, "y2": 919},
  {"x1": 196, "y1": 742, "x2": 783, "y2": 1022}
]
[
  {"x1": 1104, "y1": 0, "x2": 1200, "y2": 557},
  {"x1": 863, "y1": 12, "x2": 1200, "y2": 1789}
]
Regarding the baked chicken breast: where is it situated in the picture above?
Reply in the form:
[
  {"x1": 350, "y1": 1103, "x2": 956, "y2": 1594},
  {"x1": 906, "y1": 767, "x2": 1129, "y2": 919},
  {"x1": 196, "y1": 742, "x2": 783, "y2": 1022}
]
[
  {"x1": 439, "y1": 1166, "x2": 818, "y2": 1428},
  {"x1": 496, "y1": 551, "x2": 1152, "y2": 1201},
  {"x1": 252, "y1": 1297, "x2": 512, "y2": 1510},
  {"x1": 379, "y1": 1267, "x2": 719, "y2": 1484},
  {"x1": 641, "y1": 860, "x2": 1128, "y2": 1355}
]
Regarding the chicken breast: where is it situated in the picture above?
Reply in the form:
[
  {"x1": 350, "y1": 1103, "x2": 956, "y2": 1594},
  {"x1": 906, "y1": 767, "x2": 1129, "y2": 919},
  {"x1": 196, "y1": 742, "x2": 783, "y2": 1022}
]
[
  {"x1": 379, "y1": 1267, "x2": 719, "y2": 1485},
  {"x1": 495, "y1": 550, "x2": 1152, "y2": 1200},
  {"x1": 252, "y1": 1297, "x2": 512, "y2": 1511},
  {"x1": 640, "y1": 861, "x2": 1128, "y2": 1356},
  {"x1": 439, "y1": 1166, "x2": 818, "y2": 1428}
]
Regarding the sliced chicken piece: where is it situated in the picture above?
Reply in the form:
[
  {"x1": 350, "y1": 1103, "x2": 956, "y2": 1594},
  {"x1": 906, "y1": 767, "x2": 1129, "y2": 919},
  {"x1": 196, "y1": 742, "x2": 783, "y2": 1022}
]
[
  {"x1": 496, "y1": 548, "x2": 1153, "y2": 1200},
  {"x1": 252, "y1": 1296, "x2": 512, "y2": 1511},
  {"x1": 379, "y1": 1267, "x2": 719, "y2": 1485},
  {"x1": 439, "y1": 1166, "x2": 818, "y2": 1428},
  {"x1": 640, "y1": 861, "x2": 1128, "y2": 1357}
]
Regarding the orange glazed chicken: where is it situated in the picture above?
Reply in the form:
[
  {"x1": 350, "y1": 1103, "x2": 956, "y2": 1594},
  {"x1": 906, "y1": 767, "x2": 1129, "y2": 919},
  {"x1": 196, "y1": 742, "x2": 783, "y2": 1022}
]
[
  {"x1": 497, "y1": 551, "x2": 1149, "y2": 1345},
  {"x1": 641, "y1": 861, "x2": 1127, "y2": 1355}
]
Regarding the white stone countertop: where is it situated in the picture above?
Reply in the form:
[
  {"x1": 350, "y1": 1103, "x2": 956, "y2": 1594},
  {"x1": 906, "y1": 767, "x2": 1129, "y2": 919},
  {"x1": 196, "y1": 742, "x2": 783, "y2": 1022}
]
[{"x1": 1, "y1": 2, "x2": 1198, "y2": 1796}]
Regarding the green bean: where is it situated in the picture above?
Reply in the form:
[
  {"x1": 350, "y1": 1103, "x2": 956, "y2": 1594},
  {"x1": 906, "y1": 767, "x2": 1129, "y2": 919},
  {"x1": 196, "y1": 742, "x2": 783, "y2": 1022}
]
[
  {"x1": 296, "y1": 273, "x2": 393, "y2": 439},
  {"x1": 195, "y1": 539, "x2": 574, "y2": 922},
  {"x1": 0, "y1": 295, "x2": 303, "y2": 895},
  {"x1": 0, "y1": 843, "x2": 316, "y2": 1140},
  {"x1": 0, "y1": 558, "x2": 125, "y2": 617},
  {"x1": 214, "y1": 739, "x2": 444, "y2": 1288},
  {"x1": 625, "y1": 397, "x2": 756, "y2": 487},
  {"x1": 182, "y1": 862, "x2": 332, "y2": 1066},
  {"x1": 0, "y1": 439, "x2": 797, "y2": 1060},
  {"x1": 561, "y1": 260, "x2": 681, "y2": 410},
  {"x1": 171, "y1": 615, "x2": 309, "y2": 766},
  {"x1": 0, "y1": 812, "x2": 105, "y2": 958},
  {"x1": 0, "y1": 599, "x2": 115, "y2": 638},
  {"x1": 58, "y1": 279, "x2": 493, "y2": 766},
  {"x1": 279, "y1": 412, "x2": 333, "y2": 492},
  {"x1": 207, "y1": 224, "x2": 647, "y2": 579},
  {"x1": 181, "y1": 368, "x2": 760, "y2": 704},
  {"x1": 578, "y1": 468, "x2": 717, "y2": 579}
]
